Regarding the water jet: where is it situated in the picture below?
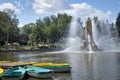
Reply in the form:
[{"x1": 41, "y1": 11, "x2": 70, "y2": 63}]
[{"x1": 65, "y1": 16, "x2": 118, "y2": 52}]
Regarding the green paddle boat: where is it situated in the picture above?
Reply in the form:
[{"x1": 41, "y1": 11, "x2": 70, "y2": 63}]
[
  {"x1": 39, "y1": 65, "x2": 71, "y2": 73},
  {"x1": 32, "y1": 62, "x2": 71, "y2": 73},
  {"x1": 24, "y1": 65, "x2": 54, "y2": 79},
  {"x1": 1, "y1": 66, "x2": 26, "y2": 79}
]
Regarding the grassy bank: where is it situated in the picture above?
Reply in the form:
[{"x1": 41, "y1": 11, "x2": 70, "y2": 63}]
[{"x1": 0, "y1": 44, "x2": 63, "y2": 52}]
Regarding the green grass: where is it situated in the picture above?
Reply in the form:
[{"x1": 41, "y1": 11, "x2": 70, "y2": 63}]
[{"x1": 19, "y1": 45, "x2": 38, "y2": 50}]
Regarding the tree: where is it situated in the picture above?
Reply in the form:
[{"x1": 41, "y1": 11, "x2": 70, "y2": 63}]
[
  {"x1": 8, "y1": 15, "x2": 20, "y2": 43},
  {"x1": 44, "y1": 14, "x2": 72, "y2": 44},
  {"x1": 22, "y1": 23, "x2": 35, "y2": 35},
  {"x1": 4, "y1": 9, "x2": 20, "y2": 43},
  {"x1": 43, "y1": 16, "x2": 51, "y2": 26},
  {"x1": 0, "y1": 9, "x2": 20, "y2": 47},
  {"x1": 0, "y1": 11, "x2": 19, "y2": 46},
  {"x1": 57, "y1": 13, "x2": 72, "y2": 38},
  {"x1": 28, "y1": 33, "x2": 34, "y2": 46},
  {"x1": 32, "y1": 25, "x2": 43, "y2": 45},
  {"x1": 19, "y1": 13, "x2": 72, "y2": 46},
  {"x1": 0, "y1": 11, "x2": 10, "y2": 46},
  {"x1": 116, "y1": 12, "x2": 120, "y2": 37},
  {"x1": 31, "y1": 19, "x2": 45, "y2": 45},
  {"x1": 50, "y1": 15, "x2": 57, "y2": 25},
  {"x1": 21, "y1": 23, "x2": 35, "y2": 45},
  {"x1": 47, "y1": 24, "x2": 60, "y2": 43}
]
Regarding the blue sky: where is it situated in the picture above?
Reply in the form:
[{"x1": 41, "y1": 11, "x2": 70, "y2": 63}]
[{"x1": 0, "y1": 0, "x2": 120, "y2": 27}]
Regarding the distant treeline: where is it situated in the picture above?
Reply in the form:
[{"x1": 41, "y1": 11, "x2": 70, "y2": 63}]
[
  {"x1": 0, "y1": 10, "x2": 72, "y2": 46},
  {"x1": 1, "y1": 9, "x2": 120, "y2": 47}
]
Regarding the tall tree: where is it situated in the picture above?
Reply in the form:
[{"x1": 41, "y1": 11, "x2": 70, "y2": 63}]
[
  {"x1": 20, "y1": 13, "x2": 72, "y2": 45},
  {"x1": 22, "y1": 23, "x2": 35, "y2": 35},
  {"x1": 0, "y1": 9, "x2": 20, "y2": 46},
  {"x1": 50, "y1": 15, "x2": 57, "y2": 25},
  {"x1": 47, "y1": 24, "x2": 60, "y2": 43},
  {"x1": 32, "y1": 25, "x2": 43, "y2": 45},
  {"x1": 32, "y1": 18, "x2": 46, "y2": 45},
  {"x1": 0, "y1": 10, "x2": 20, "y2": 46},
  {"x1": 0, "y1": 11, "x2": 11, "y2": 46},
  {"x1": 43, "y1": 16, "x2": 51, "y2": 26},
  {"x1": 21, "y1": 23, "x2": 35, "y2": 45},
  {"x1": 116, "y1": 12, "x2": 120, "y2": 37},
  {"x1": 9, "y1": 14, "x2": 20, "y2": 43},
  {"x1": 57, "y1": 13, "x2": 72, "y2": 38}
]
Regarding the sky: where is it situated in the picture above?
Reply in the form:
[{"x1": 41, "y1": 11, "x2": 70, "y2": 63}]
[{"x1": 0, "y1": 0, "x2": 120, "y2": 27}]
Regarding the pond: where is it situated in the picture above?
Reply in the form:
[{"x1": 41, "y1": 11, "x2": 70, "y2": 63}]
[{"x1": 0, "y1": 51, "x2": 120, "y2": 80}]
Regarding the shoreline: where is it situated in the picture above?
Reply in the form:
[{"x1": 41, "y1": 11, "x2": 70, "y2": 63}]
[{"x1": 0, "y1": 48, "x2": 62, "y2": 53}]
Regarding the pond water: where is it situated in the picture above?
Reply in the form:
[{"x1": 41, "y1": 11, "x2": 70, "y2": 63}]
[{"x1": 0, "y1": 51, "x2": 120, "y2": 80}]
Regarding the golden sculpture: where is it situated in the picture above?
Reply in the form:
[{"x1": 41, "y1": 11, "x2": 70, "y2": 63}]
[{"x1": 82, "y1": 17, "x2": 99, "y2": 50}]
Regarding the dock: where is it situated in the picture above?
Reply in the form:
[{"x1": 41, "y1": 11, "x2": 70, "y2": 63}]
[{"x1": 0, "y1": 62, "x2": 31, "y2": 69}]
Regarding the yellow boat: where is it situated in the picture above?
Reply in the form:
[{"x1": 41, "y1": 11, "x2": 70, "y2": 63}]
[
  {"x1": 0, "y1": 67, "x2": 4, "y2": 74},
  {"x1": 12, "y1": 61, "x2": 33, "y2": 65},
  {"x1": 50, "y1": 63, "x2": 70, "y2": 66},
  {"x1": 0, "y1": 61, "x2": 10, "y2": 63},
  {"x1": 32, "y1": 62, "x2": 69, "y2": 66},
  {"x1": 32, "y1": 62, "x2": 71, "y2": 73},
  {"x1": 32, "y1": 62, "x2": 53, "y2": 66},
  {"x1": 0, "y1": 61, "x2": 34, "y2": 69}
]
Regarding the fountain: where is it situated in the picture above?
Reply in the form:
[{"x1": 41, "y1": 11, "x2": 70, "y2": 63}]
[
  {"x1": 83, "y1": 17, "x2": 99, "y2": 51},
  {"x1": 65, "y1": 16, "x2": 118, "y2": 52},
  {"x1": 63, "y1": 16, "x2": 119, "y2": 80}
]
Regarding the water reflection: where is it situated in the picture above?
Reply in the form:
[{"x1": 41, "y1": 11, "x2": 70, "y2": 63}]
[
  {"x1": 65, "y1": 53, "x2": 119, "y2": 80},
  {"x1": 0, "y1": 52, "x2": 120, "y2": 80}
]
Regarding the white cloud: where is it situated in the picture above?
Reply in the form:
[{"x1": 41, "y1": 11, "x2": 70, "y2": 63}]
[
  {"x1": 14, "y1": 0, "x2": 24, "y2": 10},
  {"x1": 32, "y1": 1, "x2": 111, "y2": 20},
  {"x1": 32, "y1": 0, "x2": 69, "y2": 14},
  {"x1": 18, "y1": 23, "x2": 23, "y2": 27},
  {"x1": 60, "y1": 2, "x2": 111, "y2": 20},
  {"x1": 0, "y1": 3, "x2": 20, "y2": 14},
  {"x1": 30, "y1": 0, "x2": 111, "y2": 20}
]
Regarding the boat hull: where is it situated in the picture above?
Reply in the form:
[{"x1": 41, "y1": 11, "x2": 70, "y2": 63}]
[
  {"x1": 39, "y1": 66, "x2": 71, "y2": 73},
  {"x1": 1, "y1": 75, "x2": 24, "y2": 80},
  {"x1": 0, "y1": 68, "x2": 4, "y2": 74},
  {"x1": 24, "y1": 65, "x2": 54, "y2": 79},
  {"x1": 1, "y1": 66, "x2": 26, "y2": 80},
  {"x1": 49, "y1": 67, "x2": 71, "y2": 73},
  {"x1": 27, "y1": 71, "x2": 53, "y2": 79}
]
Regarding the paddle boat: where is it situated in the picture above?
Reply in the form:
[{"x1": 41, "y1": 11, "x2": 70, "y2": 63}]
[
  {"x1": 24, "y1": 65, "x2": 54, "y2": 79},
  {"x1": 0, "y1": 61, "x2": 31, "y2": 69},
  {"x1": 0, "y1": 68, "x2": 4, "y2": 74},
  {"x1": 0, "y1": 61, "x2": 71, "y2": 73},
  {"x1": 1, "y1": 66, "x2": 26, "y2": 79},
  {"x1": 32, "y1": 62, "x2": 71, "y2": 73},
  {"x1": 32, "y1": 62, "x2": 69, "y2": 66}
]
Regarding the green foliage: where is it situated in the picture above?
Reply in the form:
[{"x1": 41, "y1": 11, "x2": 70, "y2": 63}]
[
  {"x1": 46, "y1": 24, "x2": 60, "y2": 43},
  {"x1": 0, "y1": 12, "x2": 72, "y2": 47},
  {"x1": 0, "y1": 11, "x2": 10, "y2": 42},
  {"x1": 0, "y1": 10, "x2": 20, "y2": 46},
  {"x1": 20, "y1": 23, "x2": 35, "y2": 45},
  {"x1": 43, "y1": 16, "x2": 51, "y2": 26},
  {"x1": 32, "y1": 25, "x2": 43, "y2": 44},
  {"x1": 28, "y1": 33, "x2": 34, "y2": 45},
  {"x1": 22, "y1": 23, "x2": 35, "y2": 35},
  {"x1": 27, "y1": 13, "x2": 72, "y2": 45},
  {"x1": 116, "y1": 12, "x2": 120, "y2": 37},
  {"x1": 57, "y1": 14, "x2": 71, "y2": 38},
  {"x1": 1, "y1": 10, "x2": 120, "y2": 48}
]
